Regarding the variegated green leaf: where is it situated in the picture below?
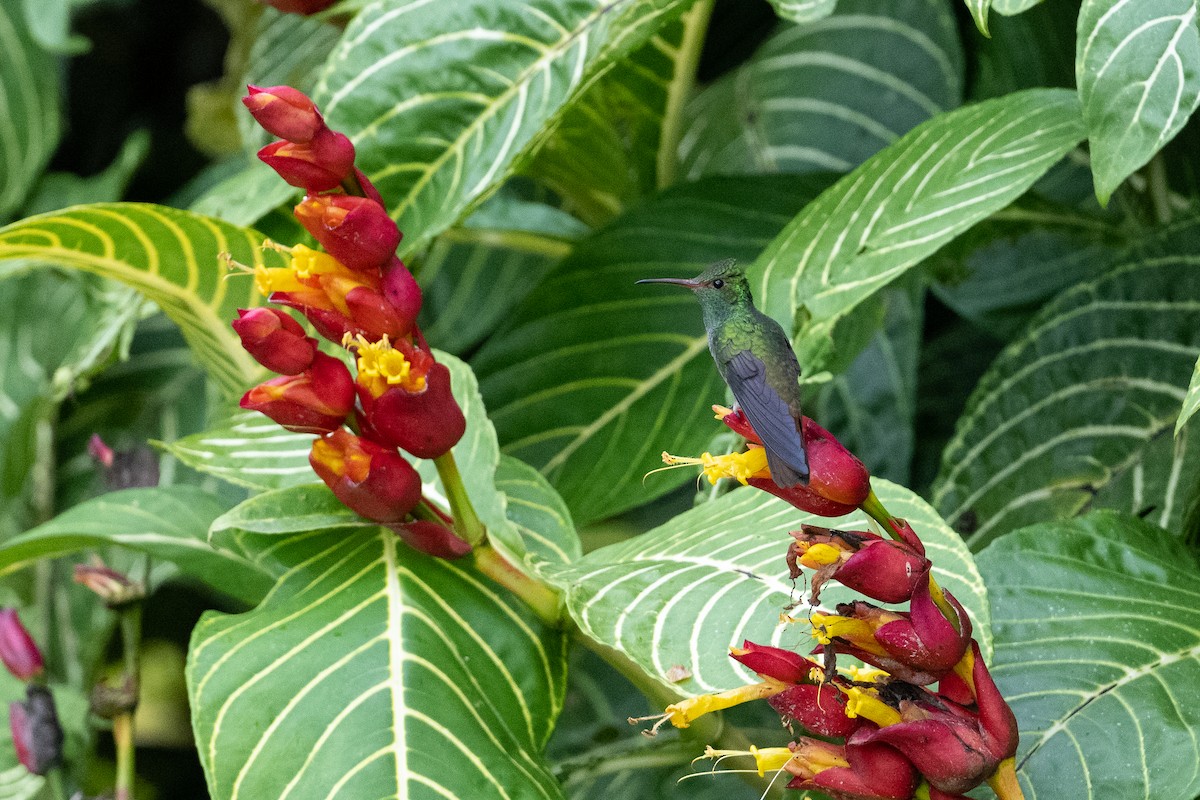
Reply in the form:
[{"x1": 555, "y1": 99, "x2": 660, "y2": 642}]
[
  {"x1": 992, "y1": 0, "x2": 1046, "y2": 12},
  {"x1": 0, "y1": 3, "x2": 59, "y2": 219},
  {"x1": 933, "y1": 236, "x2": 1200, "y2": 547},
  {"x1": 544, "y1": 479, "x2": 988, "y2": 695},
  {"x1": 315, "y1": 0, "x2": 693, "y2": 257},
  {"x1": 751, "y1": 88, "x2": 1086, "y2": 374},
  {"x1": 161, "y1": 410, "x2": 316, "y2": 492},
  {"x1": 767, "y1": 0, "x2": 837, "y2": 24},
  {"x1": 473, "y1": 175, "x2": 832, "y2": 525},
  {"x1": 0, "y1": 203, "x2": 283, "y2": 397},
  {"x1": 681, "y1": 0, "x2": 963, "y2": 180},
  {"x1": 1178, "y1": 357, "x2": 1200, "y2": 434},
  {"x1": 964, "y1": 0, "x2": 990, "y2": 35},
  {"x1": 0, "y1": 487, "x2": 271, "y2": 604},
  {"x1": 1077, "y1": 0, "x2": 1200, "y2": 204},
  {"x1": 188, "y1": 522, "x2": 569, "y2": 800},
  {"x1": 979, "y1": 511, "x2": 1200, "y2": 798}
]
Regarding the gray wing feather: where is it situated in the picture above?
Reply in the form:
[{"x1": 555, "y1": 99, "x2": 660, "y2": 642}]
[{"x1": 725, "y1": 350, "x2": 809, "y2": 487}]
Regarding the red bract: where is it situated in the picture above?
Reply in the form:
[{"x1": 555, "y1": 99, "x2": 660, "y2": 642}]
[
  {"x1": 784, "y1": 735, "x2": 918, "y2": 800},
  {"x1": 381, "y1": 258, "x2": 422, "y2": 327},
  {"x1": 239, "y1": 352, "x2": 354, "y2": 434},
  {"x1": 729, "y1": 640, "x2": 820, "y2": 684},
  {"x1": 242, "y1": 85, "x2": 322, "y2": 143},
  {"x1": 769, "y1": 684, "x2": 859, "y2": 738},
  {"x1": 309, "y1": 430, "x2": 421, "y2": 524},
  {"x1": 258, "y1": 128, "x2": 355, "y2": 192},
  {"x1": 294, "y1": 194, "x2": 401, "y2": 272},
  {"x1": 363, "y1": 362, "x2": 466, "y2": 459},
  {"x1": 0, "y1": 610, "x2": 42, "y2": 683},
  {"x1": 232, "y1": 307, "x2": 317, "y2": 375},
  {"x1": 390, "y1": 520, "x2": 472, "y2": 559},
  {"x1": 789, "y1": 525, "x2": 929, "y2": 604}
]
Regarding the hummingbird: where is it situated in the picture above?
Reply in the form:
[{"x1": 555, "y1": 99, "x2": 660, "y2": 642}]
[{"x1": 638, "y1": 259, "x2": 809, "y2": 488}]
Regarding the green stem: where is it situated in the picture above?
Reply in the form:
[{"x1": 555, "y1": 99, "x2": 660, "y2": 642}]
[
  {"x1": 656, "y1": 0, "x2": 714, "y2": 189},
  {"x1": 114, "y1": 604, "x2": 142, "y2": 800},
  {"x1": 433, "y1": 452, "x2": 486, "y2": 547},
  {"x1": 113, "y1": 712, "x2": 135, "y2": 800},
  {"x1": 473, "y1": 545, "x2": 561, "y2": 626},
  {"x1": 43, "y1": 766, "x2": 67, "y2": 800},
  {"x1": 1147, "y1": 153, "x2": 1173, "y2": 225},
  {"x1": 859, "y1": 488, "x2": 896, "y2": 535}
]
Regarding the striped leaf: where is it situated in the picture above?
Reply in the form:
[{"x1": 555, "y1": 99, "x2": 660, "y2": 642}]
[
  {"x1": 932, "y1": 242, "x2": 1200, "y2": 547},
  {"x1": 192, "y1": 480, "x2": 573, "y2": 800},
  {"x1": 161, "y1": 410, "x2": 317, "y2": 492},
  {"x1": 0, "y1": 203, "x2": 284, "y2": 398},
  {"x1": 472, "y1": 175, "x2": 832, "y2": 526},
  {"x1": 544, "y1": 479, "x2": 989, "y2": 696},
  {"x1": 0, "y1": 4, "x2": 59, "y2": 219},
  {"x1": 768, "y1": 0, "x2": 837, "y2": 24},
  {"x1": 680, "y1": 0, "x2": 963, "y2": 180},
  {"x1": 0, "y1": 486, "x2": 272, "y2": 605},
  {"x1": 494, "y1": 455, "x2": 582, "y2": 570},
  {"x1": 1077, "y1": 0, "x2": 1200, "y2": 204},
  {"x1": 978, "y1": 511, "x2": 1200, "y2": 798},
  {"x1": 751, "y1": 88, "x2": 1086, "y2": 374},
  {"x1": 964, "y1": 0, "x2": 990, "y2": 35},
  {"x1": 314, "y1": 0, "x2": 692, "y2": 257},
  {"x1": 1179, "y1": 359, "x2": 1200, "y2": 434},
  {"x1": 992, "y1": 0, "x2": 1046, "y2": 12}
]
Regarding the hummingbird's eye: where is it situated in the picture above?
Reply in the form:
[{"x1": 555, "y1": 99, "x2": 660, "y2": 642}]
[{"x1": 712, "y1": 279, "x2": 725, "y2": 289}]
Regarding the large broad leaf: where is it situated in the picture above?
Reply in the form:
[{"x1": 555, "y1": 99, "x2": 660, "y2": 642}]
[
  {"x1": 0, "y1": 203, "x2": 283, "y2": 398},
  {"x1": 544, "y1": 479, "x2": 988, "y2": 696},
  {"x1": 767, "y1": 0, "x2": 837, "y2": 24},
  {"x1": 1077, "y1": 0, "x2": 1200, "y2": 204},
  {"x1": 751, "y1": 88, "x2": 1086, "y2": 374},
  {"x1": 0, "y1": 3, "x2": 59, "y2": 220},
  {"x1": 969, "y1": 1, "x2": 1075, "y2": 101},
  {"x1": 681, "y1": 0, "x2": 963, "y2": 180},
  {"x1": 0, "y1": 486, "x2": 271, "y2": 605},
  {"x1": 314, "y1": 0, "x2": 693, "y2": 256},
  {"x1": 419, "y1": 187, "x2": 586, "y2": 355},
  {"x1": 932, "y1": 234, "x2": 1200, "y2": 548},
  {"x1": 190, "y1": 480, "x2": 573, "y2": 800},
  {"x1": 977, "y1": 511, "x2": 1200, "y2": 799},
  {"x1": 472, "y1": 174, "x2": 833, "y2": 526}
]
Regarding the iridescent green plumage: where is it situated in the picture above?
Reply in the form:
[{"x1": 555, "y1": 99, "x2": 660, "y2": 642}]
[{"x1": 638, "y1": 259, "x2": 809, "y2": 487}]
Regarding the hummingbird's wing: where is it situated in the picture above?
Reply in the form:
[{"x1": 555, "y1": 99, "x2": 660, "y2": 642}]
[{"x1": 725, "y1": 350, "x2": 809, "y2": 487}]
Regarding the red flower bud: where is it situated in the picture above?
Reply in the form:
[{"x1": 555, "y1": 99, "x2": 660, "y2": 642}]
[
  {"x1": 259, "y1": 0, "x2": 337, "y2": 15},
  {"x1": 0, "y1": 610, "x2": 43, "y2": 683},
  {"x1": 381, "y1": 258, "x2": 422, "y2": 327},
  {"x1": 343, "y1": 285, "x2": 416, "y2": 341},
  {"x1": 309, "y1": 430, "x2": 421, "y2": 523},
  {"x1": 232, "y1": 307, "x2": 317, "y2": 375},
  {"x1": 784, "y1": 735, "x2": 918, "y2": 800},
  {"x1": 9, "y1": 685, "x2": 62, "y2": 776},
  {"x1": 729, "y1": 640, "x2": 820, "y2": 684},
  {"x1": 240, "y1": 352, "x2": 354, "y2": 433},
  {"x1": 88, "y1": 433, "x2": 114, "y2": 468},
  {"x1": 294, "y1": 195, "x2": 401, "y2": 272},
  {"x1": 363, "y1": 362, "x2": 466, "y2": 459},
  {"x1": 788, "y1": 525, "x2": 929, "y2": 604},
  {"x1": 389, "y1": 520, "x2": 472, "y2": 559},
  {"x1": 243, "y1": 85, "x2": 323, "y2": 143},
  {"x1": 258, "y1": 128, "x2": 355, "y2": 192},
  {"x1": 74, "y1": 561, "x2": 145, "y2": 608}
]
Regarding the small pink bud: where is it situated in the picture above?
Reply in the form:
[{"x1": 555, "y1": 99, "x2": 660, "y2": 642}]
[
  {"x1": 258, "y1": 128, "x2": 355, "y2": 192},
  {"x1": 294, "y1": 195, "x2": 401, "y2": 272},
  {"x1": 232, "y1": 307, "x2": 318, "y2": 375},
  {"x1": 74, "y1": 561, "x2": 145, "y2": 608},
  {"x1": 0, "y1": 610, "x2": 43, "y2": 682},
  {"x1": 243, "y1": 85, "x2": 323, "y2": 143},
  {"x1": 88, "y1": 434, "x2": 114, "y2": 468}
]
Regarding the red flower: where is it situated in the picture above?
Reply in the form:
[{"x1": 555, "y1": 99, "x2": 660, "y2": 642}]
[
  {"x1": 309, "y1": 430, "x2": 422, "y2": 524},
  {"x1": 294, "y1": 194, "x2": 401, "y2": 272},
  {"x1": 242, "y1": 85, "x2": 323, "y2": 143},
  {"x1": 258, "y1": 128, "x2": 355, "y2": 192},
  {"x1": 232, "y1": 307, "x2": 317, "y2": 375},
  {"x1": 788, "y1": 524, "x2": 929, "y2": 604},
  {"x1": 240, "y1": 352, "x2": 355, "y2": 434}
]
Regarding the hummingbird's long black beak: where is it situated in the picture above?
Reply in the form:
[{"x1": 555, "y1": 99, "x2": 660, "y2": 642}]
[{"x1": 635, "y1": 277, "x2": 701, "y2": 289}]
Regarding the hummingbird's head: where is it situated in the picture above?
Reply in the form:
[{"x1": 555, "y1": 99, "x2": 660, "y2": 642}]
[{"x1": 635, "y1": 258, "x2": 751, "y2": 309}]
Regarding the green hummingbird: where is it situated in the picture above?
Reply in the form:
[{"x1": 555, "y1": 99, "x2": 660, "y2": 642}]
[{"x1": 638, "y1": 259, "x2": 809, "y2": 488}]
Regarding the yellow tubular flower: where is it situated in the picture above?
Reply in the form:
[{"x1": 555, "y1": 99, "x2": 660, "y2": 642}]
[
  {"x1": 345, "y1": 334, "x2": 427, "y2": 395},
  {"x1": 810, "y1": 612, "x2": 890, "y2": 657},
  {"x1": 841, "y1": 686, "x2": 902, "y2": 727},
  {"x1": 701, "y1": 745, "x2": 796, "y2": 778},
  {"x1": 660, "y1": 448, "x2": 770, "y2": 485},
  {"x1": 662, "y1": 678, "x2": 789, "y2": 729}
]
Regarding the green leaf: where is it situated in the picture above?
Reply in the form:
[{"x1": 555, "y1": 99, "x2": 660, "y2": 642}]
[
  {"x1": 977, "y1": 511, "x2": 1200, "y2": 799},
  {"x1": 969, "y1": 1, "x2": 1075, "y2": 101},
  {"x1": 0, "y1": 270, "x2": 141, "y2": 537},
  {"x1": 1178, "y1": 358, "x2": 1200, "y2": 434},
  {"x1": 992, "y1": 0, "x2": 1046, "y2": 12},
  {"x1": 162, "y1": 410, "x2": 317, "y2": 492},
  {"x1": 0, "y1": 3, "x2": 59, "y2": 219},
  {"x1": 932, "y1": 237, "x2": 1200, "y2": 547},
  {"x1": 0, "y1": 203, "x2": 284, "y2": 398},
  {"x1": 189, "y1": 522, "x2": 569, "y2": 800},
  {"x1": 1078, "y1": 0, "x2": 1200, "y2": 204},
  {"x1": 419, "y1": 188, "x2": 584, "y2": 355},
  {"x1": 767, "y1": 0, "x2": 837, "y2": 24},
  {"x1": 545, "y1": 479, "x2": 988, "y2": 695},
  {"x1": 751, "y1": 88, "x2": 1086, "y2": 373},
  {"x1": 963, "y1": 0, "x2": 990, "y2": 35},
  {"x1": 681, "y1": 0, "x2": 963, "y2": 179},
  {"x1": 0, "y1": 487, "x2": 272, "y2": 604},
  {"x1": 314, "y1": 0, "x2": 693, "y2": 256},
  {"x1": 473, "y1": 174, "x2": 832, "y2": 525},
  {"x1": 495, "y1": 454, "x2": 582, "y2": 570}
]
